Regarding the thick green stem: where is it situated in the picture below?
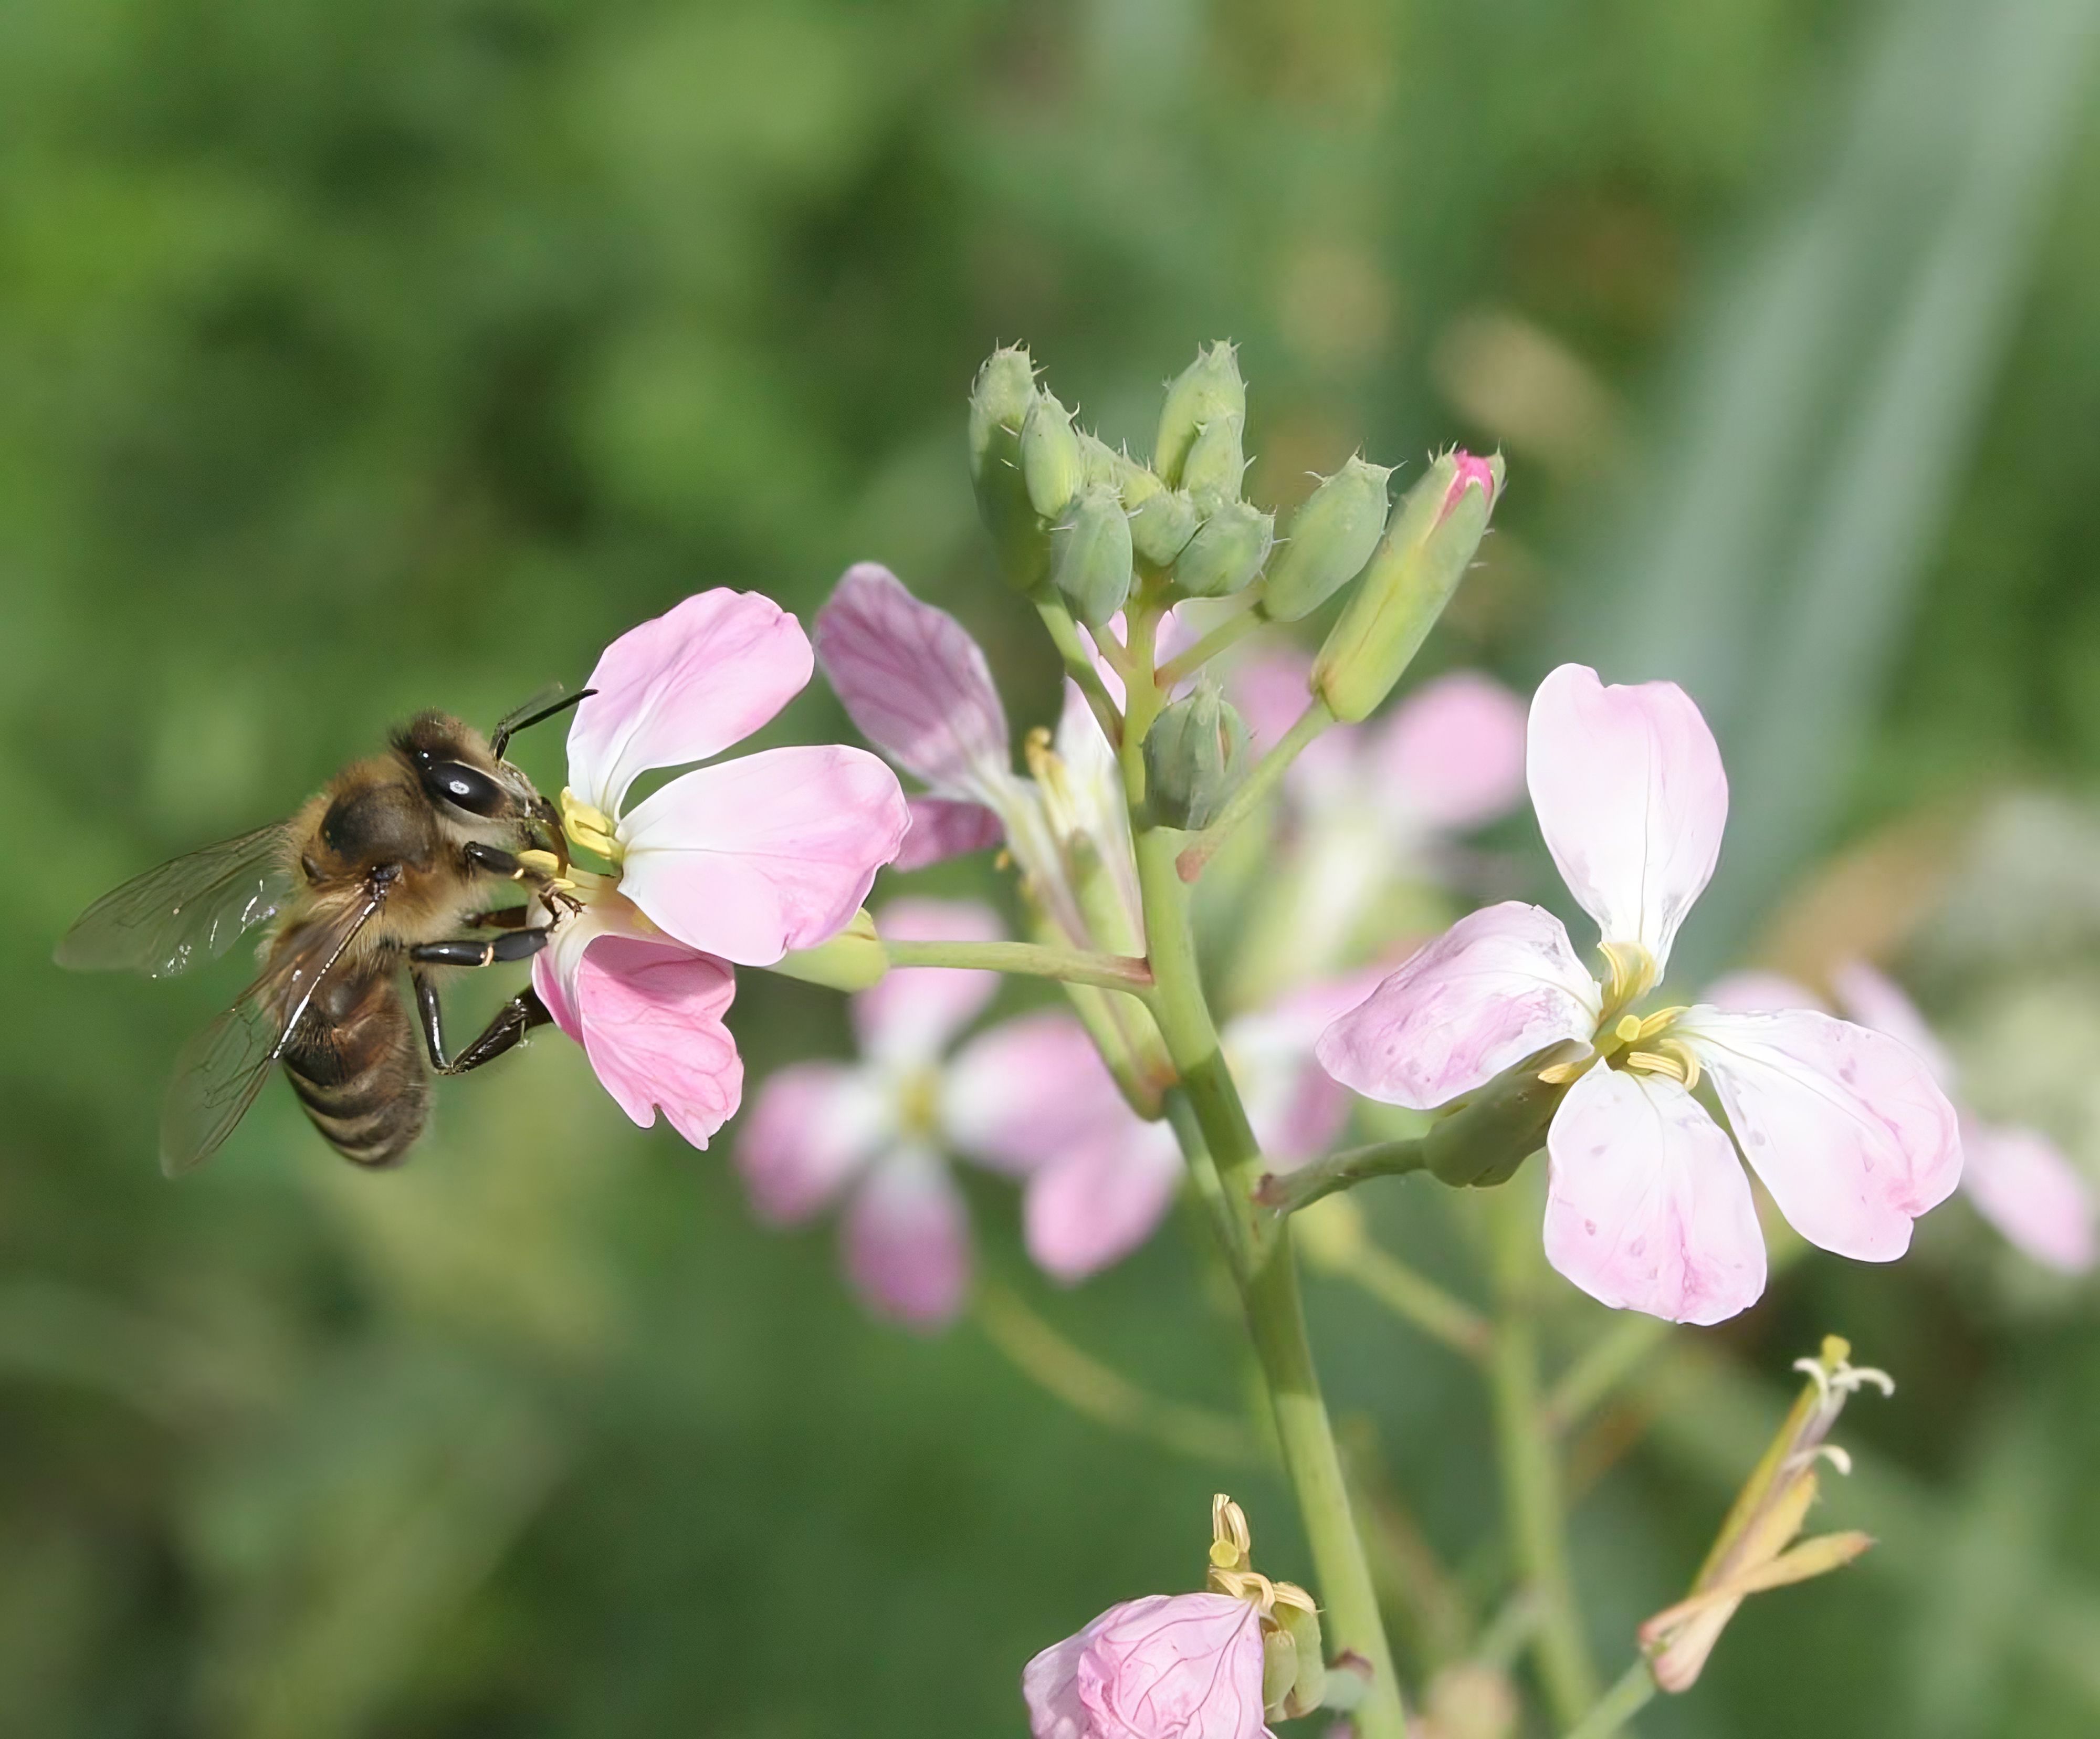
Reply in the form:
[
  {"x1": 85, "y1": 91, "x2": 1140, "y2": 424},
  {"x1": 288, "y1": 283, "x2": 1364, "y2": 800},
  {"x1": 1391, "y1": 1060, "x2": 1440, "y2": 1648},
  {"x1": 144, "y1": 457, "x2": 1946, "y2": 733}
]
[
  {"x1": 1488, "y1": 1188, "x2": 1599, "y2": 1726},
  {"x1": 880, "y1": 937, "x2": 1152, "y2": 993},
  {"x1": 1135, "y1": 824, "x2": 1408, "y2": 1739},
  {"x1": 1561, "y1": 1659, "x2": 1657, "y2": 1739}
]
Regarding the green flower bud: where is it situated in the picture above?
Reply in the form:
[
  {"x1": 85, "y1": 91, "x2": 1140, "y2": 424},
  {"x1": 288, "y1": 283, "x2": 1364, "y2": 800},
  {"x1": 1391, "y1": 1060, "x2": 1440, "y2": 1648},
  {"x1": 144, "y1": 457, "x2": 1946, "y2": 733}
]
[
  {"x1": 765, "y1": 909, "x2": 888, "y2": 990},
  {"x1": 1129, "y1": 486, "x2": 1201, "y2": 567},
  {"x1": 969, "y1": 347, "x2": 1048, "y2": 592},
  {"x1": 1049, "y1": 482, "x2": 1133, "y2": 626},
  {"x1": 1142, "y1": 687, "x2": 1249, "y2": 828},
  {"x1": 1273, "y1": 1595, "x2": 1327, "y2": 1720},
  {"x1": 1075, "y1": 429, "x2": 1128, "y2": 492},
  {"x1": 1173, "y1": 499, "x2": 1273, "y2": 599},
  {"x1": 1153, "y1": 341, "x2": 1245, "y2": 488},
  {"x1": 1261, "y1": 455, "x2": 1394, "y2": 621},
  {"x1": 1022, "y1": 390, "x2": 1083, "y2": 520},
  {"x1": 1181, "y1": 413, "x2": 1246, "y2": 511},
  {"x1": 1313, "y1": 451, "x2": 1504, "y2": 722},
  {"x1": 1261, "y1": 1627, "x2": 1300, "y2": 1719}
]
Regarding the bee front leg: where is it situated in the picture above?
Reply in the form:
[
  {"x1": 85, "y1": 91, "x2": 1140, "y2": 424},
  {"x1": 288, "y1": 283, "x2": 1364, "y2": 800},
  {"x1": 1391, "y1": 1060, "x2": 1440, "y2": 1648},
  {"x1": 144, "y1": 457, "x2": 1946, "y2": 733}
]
[{"x1": 412, "y1": 969, "x2": 553, "y2": 1076}]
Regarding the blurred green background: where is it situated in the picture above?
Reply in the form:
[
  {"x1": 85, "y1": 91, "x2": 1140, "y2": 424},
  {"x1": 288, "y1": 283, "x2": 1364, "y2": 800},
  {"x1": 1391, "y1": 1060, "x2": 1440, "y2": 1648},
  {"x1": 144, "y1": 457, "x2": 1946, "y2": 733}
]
[{"x1": 8, "y1": 0, "x2": 2100, "y2": 1733}]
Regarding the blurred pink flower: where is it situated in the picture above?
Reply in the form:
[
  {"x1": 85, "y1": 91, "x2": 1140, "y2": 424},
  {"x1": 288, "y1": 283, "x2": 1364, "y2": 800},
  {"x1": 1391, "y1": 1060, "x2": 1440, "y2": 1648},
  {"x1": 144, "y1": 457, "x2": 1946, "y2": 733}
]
[
  {"x1": 534, "y1": 589, "x2": 910, "y2": 1150},
  {"x1": 1320, "y1": 663, "x2": 1962, "y2": 1325},
  {"x1": 1707, "y1": 963, "x2": 2095, "y2": 1274},
  {"x1": 1024, "y1": 1593, "x2": 1271, "y2": 1739}
]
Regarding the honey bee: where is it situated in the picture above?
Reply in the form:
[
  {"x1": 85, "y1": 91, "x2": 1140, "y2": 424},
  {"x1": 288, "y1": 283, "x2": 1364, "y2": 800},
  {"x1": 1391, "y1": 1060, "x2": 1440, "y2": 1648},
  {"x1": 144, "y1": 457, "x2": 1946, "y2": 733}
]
[{"x1": 57, "y1": 687, "x2": 591, "y2": 1175}]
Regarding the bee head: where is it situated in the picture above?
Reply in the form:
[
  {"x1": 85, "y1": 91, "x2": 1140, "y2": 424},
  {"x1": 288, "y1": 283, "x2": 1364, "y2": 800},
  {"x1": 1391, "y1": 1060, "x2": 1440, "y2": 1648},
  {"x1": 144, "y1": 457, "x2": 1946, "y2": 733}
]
[{"x1": 392, "y1": 713, "x2": 543, "y2": 831}]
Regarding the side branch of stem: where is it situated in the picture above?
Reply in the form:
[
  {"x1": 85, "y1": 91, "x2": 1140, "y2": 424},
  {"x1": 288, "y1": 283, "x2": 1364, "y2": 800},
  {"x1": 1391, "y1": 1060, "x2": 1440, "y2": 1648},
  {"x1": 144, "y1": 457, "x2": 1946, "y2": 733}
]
[{"x1": 879, "y1": 937, "x2": 1153, "y2": 993}]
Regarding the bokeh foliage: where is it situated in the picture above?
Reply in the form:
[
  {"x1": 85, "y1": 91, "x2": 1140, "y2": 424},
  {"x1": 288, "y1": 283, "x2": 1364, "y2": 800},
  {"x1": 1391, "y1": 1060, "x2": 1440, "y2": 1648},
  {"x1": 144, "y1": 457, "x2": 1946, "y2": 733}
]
[{"x1": 6, "y1": 0, "x2": 2100, "y2": 1734}]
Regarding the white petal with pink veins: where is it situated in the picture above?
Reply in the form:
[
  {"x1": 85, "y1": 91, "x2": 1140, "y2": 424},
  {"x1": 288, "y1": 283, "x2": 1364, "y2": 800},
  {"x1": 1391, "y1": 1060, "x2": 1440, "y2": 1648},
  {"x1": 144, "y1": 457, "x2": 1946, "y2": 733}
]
[
  {"x1": 1526, "y1": 663, "x2": 1728, "y2": 971},
  {"x1": 1830, "y1": 959, "x2": 1957, "y2": 1088},
  {"x1": 618, "y1": 744, "x2": 909, "y2": 965},
  {"x1": 1962, "y1": 1120, "x2": 2097, "y2": 1274},
  {"x1": 1316, "y1": 902, "x2": 1600, "y2": 1109},
  {"x1": 1700, "y1": 970, "x2": 1822, "y2": 1015},
  {"x1": 565, "y1": 589, "x2": 814, "y2": 817},
  {"x1": 814, "y1": 563, "x2": 1014, "y2": 801},
  {"x1": 1544, "y1": 1066, "x2": 1767, "y2": 1324},
  {"x1": 1676, "y1": 1007, "x2": 1962, "y2": 1261}
]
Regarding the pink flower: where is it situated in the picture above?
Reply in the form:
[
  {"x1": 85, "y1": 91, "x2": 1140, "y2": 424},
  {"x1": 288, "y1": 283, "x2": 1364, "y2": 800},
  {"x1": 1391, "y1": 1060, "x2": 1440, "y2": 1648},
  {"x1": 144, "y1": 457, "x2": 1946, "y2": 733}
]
[
  {"x1": 1319, "y1": 664, "x2": 1962, "y2": 1325},
  {"x1": 1023, "y1": 1593, "x2": 1272, "y2": 1739},
  {"x1": 533, "y1": 590, "x2": 911, "y2": 1150},
  {"x1": 1226, "y1": 649, "x2": 1527, "y2": 980},
  {"x1": 737, "y1": 900, "x2": 1182, "y2": 1315},
  {"x1": 1707, "y1": 963, "x2": 2095, "y2": 1273}
]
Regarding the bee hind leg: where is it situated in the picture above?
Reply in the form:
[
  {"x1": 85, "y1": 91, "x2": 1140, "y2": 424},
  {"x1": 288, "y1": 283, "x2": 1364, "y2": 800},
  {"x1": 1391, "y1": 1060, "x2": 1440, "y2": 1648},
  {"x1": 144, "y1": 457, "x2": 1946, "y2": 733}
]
[{"x1": 412, "y1": 969, "x2": 554, "y2": 1076}]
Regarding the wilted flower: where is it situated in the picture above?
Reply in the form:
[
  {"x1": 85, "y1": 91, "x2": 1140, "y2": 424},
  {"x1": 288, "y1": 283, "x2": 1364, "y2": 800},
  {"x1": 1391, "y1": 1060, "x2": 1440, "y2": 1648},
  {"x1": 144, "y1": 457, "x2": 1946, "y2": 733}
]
[
  {"x1": 1708, "y1": 962, "x2": 2096, "y2": 1273},
  {"x1": 1320, "y1": 663, "x2": 1962, "y2": 1325},
  {"x1": 1640, "y1": 1336, "x2": 1883, "y2": 1691},
  {"x1": 528, "y1": 590, "x2": 909, "y2": 1149}
]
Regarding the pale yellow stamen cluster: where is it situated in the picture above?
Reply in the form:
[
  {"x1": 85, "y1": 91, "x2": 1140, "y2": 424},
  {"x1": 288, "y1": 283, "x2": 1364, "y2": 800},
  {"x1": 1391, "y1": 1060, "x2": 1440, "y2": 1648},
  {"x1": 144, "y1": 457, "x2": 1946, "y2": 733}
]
[{"x1": 560, "y1": 788, "x2": 623, "y2": 866}]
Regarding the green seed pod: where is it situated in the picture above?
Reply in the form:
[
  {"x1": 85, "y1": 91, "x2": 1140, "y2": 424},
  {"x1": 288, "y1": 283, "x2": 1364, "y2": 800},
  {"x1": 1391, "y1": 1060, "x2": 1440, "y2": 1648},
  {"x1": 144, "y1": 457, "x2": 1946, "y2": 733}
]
[
  {"x1": 1261, "y1": 455, "x2": 1394, "y2": 621},
  {"x1": 1022, "y1": 390, "x2": 1083, "y2": 520},
  {"x1": 1180, "y1": 412, "x2": 1246, "y2": 512},
  {"x1": 1049, "y1": 481, "x2": 1133, "y2": 626},
  {"x1": 1173, "y1": 499, "x2": 1274, "y2": 599},
  {"x1": 1261, "y1": 1628, "x2": 1300, "y2": 1721},
  {"x1": 968, "y1": 347, "x2": 1048, "y2": 592},
  {"x1": 1129, "y1": 487, "x2": 1201, "y2": 567},
  {"x1": 1143, "y1": 687, "x2": 1250, "y2": 829},
  {"x1": 1274, "y1": 1598, "x2": 1327, "y2": 1720},
  {"x1": 1314, "y1": 451, "x2": 1504, "y2": 722},
  {"x1": 1154, "y1": 341, "x2": 1245, "y2": 488}
]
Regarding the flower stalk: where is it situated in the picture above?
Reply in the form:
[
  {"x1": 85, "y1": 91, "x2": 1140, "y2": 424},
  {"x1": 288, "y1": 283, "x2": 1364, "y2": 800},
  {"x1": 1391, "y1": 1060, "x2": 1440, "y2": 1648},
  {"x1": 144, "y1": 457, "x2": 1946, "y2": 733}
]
[{"x1": 879, "y1": 936, "x2": 1154, "y2": 993}]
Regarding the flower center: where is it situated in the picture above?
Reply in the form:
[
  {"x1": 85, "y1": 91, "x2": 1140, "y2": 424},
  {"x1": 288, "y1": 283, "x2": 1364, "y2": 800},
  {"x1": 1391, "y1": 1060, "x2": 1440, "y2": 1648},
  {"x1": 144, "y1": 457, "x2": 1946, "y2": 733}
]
[
  {"x1": 560, "y1": 788, "x2": 624, "y2": 867},
  {"x1": 894, "y1": 1065, "x2": 942, "y2": 1141}
]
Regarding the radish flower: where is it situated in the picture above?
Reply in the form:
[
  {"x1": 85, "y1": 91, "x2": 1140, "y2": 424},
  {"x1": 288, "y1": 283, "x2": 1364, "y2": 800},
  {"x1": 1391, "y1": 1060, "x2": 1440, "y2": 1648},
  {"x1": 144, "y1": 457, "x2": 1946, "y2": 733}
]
[
  {"x1": 1319, "y1": 664, "x2": 1962, "y2": 1325},
  {"x1": 1708, "y1": 962, "x2": 2095, "y2": 1274},
  {"x1": 1024, "y1": 1594, "x2": 1270, "y2": 1739},
  {"x1": 530, "y1": 590, "x2": 911, "y2": 1150}
]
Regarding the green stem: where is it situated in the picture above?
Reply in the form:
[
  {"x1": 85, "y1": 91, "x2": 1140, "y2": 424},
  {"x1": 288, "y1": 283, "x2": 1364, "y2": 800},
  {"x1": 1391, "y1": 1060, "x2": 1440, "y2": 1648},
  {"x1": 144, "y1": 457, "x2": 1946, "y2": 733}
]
[
  {"x1": 1487, "y1": 1187, "x2": 1599, "y2": 1726},
  {"x1": 976, "y1": 1280, "x2": 1263, "y2": 1468},
  {"x1": 1033, "y1": 592, "x2": 1125, "y2": 748},
  {"x1": 1135, "y1": 823, "x2": 1408, "y2": 1739},
  {"x1": 1117, "y1": 604, "x2": 1163, "y2": 801},
  {"x1": 1561, "y1": 1659, "x2": 1656, "y2": 1739},
  {"x1": 880, "y1": 937, "x2": 1153, "y2": 993},
  {"x1": 1156, "y1": 595, "x2": 1264, "y2": 688},
  {"x1": 1173, "y1": 695, "x2": 1335, "y2": 881}
]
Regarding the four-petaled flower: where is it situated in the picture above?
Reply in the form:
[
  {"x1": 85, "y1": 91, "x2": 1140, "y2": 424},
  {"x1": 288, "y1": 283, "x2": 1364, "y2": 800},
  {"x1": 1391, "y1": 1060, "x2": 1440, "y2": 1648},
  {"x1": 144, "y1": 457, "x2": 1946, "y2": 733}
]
[
  {"x1": 1707, "y1": 963, "x2": 2095, "y2": 1274},
  {"x1": 1318, "y1": 663, "x2": 1963, "y2": 1325},
  {"x1": 532, "y1": 590, "x2": 910, "y2": 1150}
]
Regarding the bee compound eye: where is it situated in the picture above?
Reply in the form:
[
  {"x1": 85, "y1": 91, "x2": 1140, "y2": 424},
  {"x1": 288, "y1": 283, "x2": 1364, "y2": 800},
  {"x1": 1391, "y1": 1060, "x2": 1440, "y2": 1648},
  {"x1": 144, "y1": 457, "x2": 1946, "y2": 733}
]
[{"x1": 421, "y1": 758, "x2": 508, "y2": 818}]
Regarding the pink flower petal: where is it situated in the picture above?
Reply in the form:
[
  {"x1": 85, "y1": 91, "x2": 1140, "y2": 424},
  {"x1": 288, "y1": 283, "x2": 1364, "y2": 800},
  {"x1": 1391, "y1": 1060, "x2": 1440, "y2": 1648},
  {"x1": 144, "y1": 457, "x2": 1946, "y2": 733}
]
[
  {"x1": 1225, "y1": 645, "x2": 1315, "y2": 753},
  {"x1": 1700, "y1": 970, "x2": 1822, "y2": 1015},
  {"x1": 1544, "y1": 1066, "x2": 1767, "y2": 1325},
  {"x1": 1962, "y1": 1120, "x2": 2097, "y2": 1274},
  {"x1": 1372, "y1": 669, "x2": 1528, "y2": 834},
  {"x1": 1526, "y1": 663, "x2": 1728, "y2": 971},
  {"x1": 620, "y1": 744, "x2": 910, "y2": 965},
  {"x1": 1829, "y1": 960, "x2": 1956, "y2": 1089},
  {"x1": 896, "y1": 795, "x2": 1005, "y2": 870},
  {"x1": 549, "y1": 932, "x2": 742, "y2": 1150},
  {"x1": 1023, "y1": 1126, "x2": 1184, "y2": 1281},
  {"x1": 843, "y1": 1148, "x2": 973, "y2": 1328},
  {"x1": 852, "y1": 898, "x2": 1004, "y2": 1065},
  {"x1": 1676, "y1": 1007, "x2": 1962, "y2": 1261},
  {"x1": 944, "y1": 1010, "x2": 1132, "y2": 1176},
  {"x1": 735, "y1": 1062, "x2": 891, "y2": 1222},
  {"x1": 566, "y1": 590, "x2": 814, "y2": 817},
  {"x1": 1316, "y1": 902, "x2": 1600, "y2": 1110},
  {"x1": 1066, "y1": 1593, "x2": 1268, "y2": 1739},
  {"x1": 814, "y1": 562, "x2": 1013, "y2": 800},
  {"x1": 1226, "y1": 971, "x2": 1383, "y2": 1169}
]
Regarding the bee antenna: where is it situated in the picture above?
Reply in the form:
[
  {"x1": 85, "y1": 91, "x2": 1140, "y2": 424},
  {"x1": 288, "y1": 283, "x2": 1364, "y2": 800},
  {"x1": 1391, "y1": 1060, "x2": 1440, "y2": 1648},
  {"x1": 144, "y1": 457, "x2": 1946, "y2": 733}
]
[{"x1": 491, "y1": 686, "x2": 596, "y2": 760}]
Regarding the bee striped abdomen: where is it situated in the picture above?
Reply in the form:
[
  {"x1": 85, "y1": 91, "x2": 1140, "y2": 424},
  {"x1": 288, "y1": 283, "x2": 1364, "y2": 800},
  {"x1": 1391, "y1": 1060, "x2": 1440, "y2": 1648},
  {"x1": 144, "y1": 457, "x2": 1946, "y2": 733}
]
[{"x1": 280, "y1": 957, "x2": 429, "y2": 1168}]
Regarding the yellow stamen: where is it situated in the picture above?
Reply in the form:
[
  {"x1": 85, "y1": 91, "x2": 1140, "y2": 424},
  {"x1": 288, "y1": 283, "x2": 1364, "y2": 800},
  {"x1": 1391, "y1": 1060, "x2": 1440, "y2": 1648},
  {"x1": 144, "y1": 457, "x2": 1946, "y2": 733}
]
[
  {"x1": 1597, "y1": 939, "x2": 1658, "y2": 1015},
  {"x1": 1624, "y1": 1049, "x2": 1689, "y2": 1085},
  {"x1": 559, "y1": 787, "x2": 624, "y2": 866},
  {"x1": 1538, "y1": 1055, "x2": 1598, "y2": 1086}
]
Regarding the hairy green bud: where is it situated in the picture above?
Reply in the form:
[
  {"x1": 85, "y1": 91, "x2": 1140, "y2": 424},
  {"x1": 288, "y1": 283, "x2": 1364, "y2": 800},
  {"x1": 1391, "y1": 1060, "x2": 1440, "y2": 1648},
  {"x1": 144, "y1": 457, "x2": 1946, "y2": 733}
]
[
  {"x1": 1075, "y1": 429, "x2": 1128, "y2": 492},
  {"x1": 1154, "y1": 341, "x2": 1245, "y2": 488},
  {"x1": 1049, "y1": 482, "x2": 1134, "y2": 626},
  {"x1": 1181, "y1": 412, "x2": 1246, "y2": 511},
  {"x1": 968, "y1": 347, "x2": 1048, "y2": 592},
  {"x1": 1173, "y1": 499, "x2": 1273, "y2": 599},
  {"x1": 1262, "y1": 455, "x2": 1393, "y2": 621},
  {"x1": 1143, "y1": 688, "x2": 1250, "y2": 829},
  {"x1": 1314, "y1": 451, "x2": 1504, "y2": 722},
  {"x1": 1129, "y1": 486, "x2": 1201, "y2": 567},
  {"x1": 1022, "y1": 390, "x2": 1083, "y2": 520}
]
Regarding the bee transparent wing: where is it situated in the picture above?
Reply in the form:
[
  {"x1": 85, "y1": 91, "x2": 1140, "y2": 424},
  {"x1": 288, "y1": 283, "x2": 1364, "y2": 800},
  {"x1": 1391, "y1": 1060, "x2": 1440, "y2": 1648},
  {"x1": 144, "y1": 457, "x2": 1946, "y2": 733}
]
[
  {"x1": 158, "y1": 881, "x2": 391, "y2": 1177},
  {"x1": 57, "y1": 823, "x2": 297, "y2": 978}
]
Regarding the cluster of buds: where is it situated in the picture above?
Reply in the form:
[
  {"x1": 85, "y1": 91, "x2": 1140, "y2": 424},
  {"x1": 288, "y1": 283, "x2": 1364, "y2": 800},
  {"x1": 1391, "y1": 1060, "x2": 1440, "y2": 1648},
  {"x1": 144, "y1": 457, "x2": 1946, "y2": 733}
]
[
  {"x1": 1640, "y1": 1336, "x2": 1885, "y2": 1691},
  {"x1": 967, "y1": 341, "x2": 1504, "y2": 829},
  {"x1": 1023, "y1": 1495, "x2": 1339, "y2": 1739}
]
